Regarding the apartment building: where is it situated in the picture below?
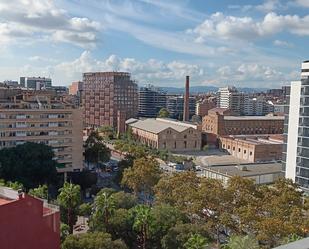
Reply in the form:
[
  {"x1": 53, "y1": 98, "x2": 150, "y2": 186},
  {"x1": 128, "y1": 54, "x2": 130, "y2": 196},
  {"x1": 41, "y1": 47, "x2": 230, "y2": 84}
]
[
  {"x1": 166, "y1": 96, "x2": 196, "y2": 120},
  {"x1": 138, "y1": 85, "x2": 167, "y2": 117},
  {"x1": 195, "y1": 98, "x2": 216, "y2": 117},
  {"x1": 0, "y1": 90, "x2": 83, "y2": 173},
  {"x1": 202, "y1": 108, "x2": 284, "y2": 136},
  {"x1": 284, "y1": 60, "x2": 309, "y2": 190},
  {"x1": 245, "y1": 97, "x2": 274, "y2": 116},
  {"x1": 0, "y1": 187, "x2": 60, "y2": 249},
  {"x1": 126, "y1": 118, "x2": 201, "y2": 152},
  {"x1": 220, "y1": 135, "x2": 283, "y2": 163},
  {"x1": 217, "y1": 86, "x2": 249, "y2": 115},
  {"x1": 20, "y1": 77, "x2": 52, "y2": 90},
  {"x1": 83, "y1": 72, "x2": 138, "y2": 130}
]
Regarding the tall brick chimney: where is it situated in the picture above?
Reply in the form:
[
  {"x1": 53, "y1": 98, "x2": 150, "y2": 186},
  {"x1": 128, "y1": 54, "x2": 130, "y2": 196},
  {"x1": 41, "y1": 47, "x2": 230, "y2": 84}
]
[{"x1": 183, "y1": 75, "x2": 190, "y2": 121}]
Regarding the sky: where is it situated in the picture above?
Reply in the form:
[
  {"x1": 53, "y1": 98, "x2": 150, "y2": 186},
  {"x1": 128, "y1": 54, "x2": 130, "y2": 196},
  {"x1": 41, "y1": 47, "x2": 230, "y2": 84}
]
[{"x1": 0, "y1": 0, "x2": 308, "y2": 88}]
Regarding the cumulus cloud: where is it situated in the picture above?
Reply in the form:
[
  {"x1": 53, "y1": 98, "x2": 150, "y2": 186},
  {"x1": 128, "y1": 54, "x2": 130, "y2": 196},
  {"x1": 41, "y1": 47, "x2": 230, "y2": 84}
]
[
  {"x1": 273, "y1": 39, "x2": 293, "y2": 47},
  {"x1": 216, "y1": 63, "x2": 286, "y2": 84},
  {"x1": 0, "y1": 0, "x2": 101, "y2": 48},
  {"x1": 189, "y1": 12, "x2": 309, "y2": 42},
  {"x1": 52, "y1": 51, "x2": 204, "y2": 85}
]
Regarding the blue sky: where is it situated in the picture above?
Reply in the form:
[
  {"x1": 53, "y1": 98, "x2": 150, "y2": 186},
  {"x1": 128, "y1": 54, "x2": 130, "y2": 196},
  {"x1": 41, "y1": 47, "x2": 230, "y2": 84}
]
[{"x1": 0, "y1": 0, "x2": 308, "y2": 88}]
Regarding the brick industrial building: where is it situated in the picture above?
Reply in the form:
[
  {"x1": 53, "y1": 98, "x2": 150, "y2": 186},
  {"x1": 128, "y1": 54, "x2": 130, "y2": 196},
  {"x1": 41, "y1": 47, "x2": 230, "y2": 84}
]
[
  {"x1": 126, "y1": 118, "x2": 201, "y2": 152},
  {"x1": 202, "y1": 108, "x2": 284, "y2": 136},
  {"x1": 219, "y1": 135, "x2": 283, "y2": 163},
  {"x1": 83, "y1": 72, "x2": 138, "y2": 132},
  {"x1": 0, "y1": 89, "x2": 83, "y2": 173},
  {"x1": 0, "y1": 187, "x2": 60, "y2": 249}
]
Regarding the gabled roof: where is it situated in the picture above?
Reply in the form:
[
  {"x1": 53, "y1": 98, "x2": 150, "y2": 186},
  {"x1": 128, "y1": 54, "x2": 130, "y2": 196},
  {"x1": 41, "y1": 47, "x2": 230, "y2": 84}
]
[{"x1": 128, "y1": 118, "x2": 193, "y2": 134}]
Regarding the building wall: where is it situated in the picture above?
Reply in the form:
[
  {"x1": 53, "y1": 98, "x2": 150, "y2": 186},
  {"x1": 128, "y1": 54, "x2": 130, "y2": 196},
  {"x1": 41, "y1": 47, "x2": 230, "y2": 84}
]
[
  {"x1": 0, "y1": 108, "x2": 83, "y2": 173},
  {"x1": 203, "y1": 169, "x2": 283, "y2": 185},
  {"x1": 195, "y1": 99, "x2": 216, "y2": 117},
  {"x1": 130, "y1": 126, "x2": 201, "y2": 152},
  {"x1": 220, "y1": 137, "x2": 283, "y2": 163},
  {"x1": 83, "y1": 72, "x2": 138, "y2": 129},
  {"x1": 0, "y1": 194, "x2": 60, "y2": 249},
  {"x1": 203, "y1": 113, "x2": 284, "y2": 136}
]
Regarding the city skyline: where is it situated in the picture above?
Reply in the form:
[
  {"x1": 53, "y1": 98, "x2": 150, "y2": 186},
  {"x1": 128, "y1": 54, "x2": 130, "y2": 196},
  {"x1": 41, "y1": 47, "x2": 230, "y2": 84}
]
[{"x1": 0, "y1": 0, "x2": 308, "y2": 88}]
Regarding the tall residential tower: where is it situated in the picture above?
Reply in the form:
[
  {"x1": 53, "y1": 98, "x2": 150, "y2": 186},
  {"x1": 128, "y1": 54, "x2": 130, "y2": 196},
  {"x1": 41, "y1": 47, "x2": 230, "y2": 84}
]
[
  {"x1": 284, "y1": 61, "x2": 309, "y2": 190},
  {"x1": 83, "y1": 72, "x2": 138, "y2": 130}
]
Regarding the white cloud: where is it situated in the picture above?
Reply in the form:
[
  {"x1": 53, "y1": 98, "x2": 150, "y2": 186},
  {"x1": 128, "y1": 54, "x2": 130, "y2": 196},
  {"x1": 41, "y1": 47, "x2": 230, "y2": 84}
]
[
  {"x1": 0, "y1": 0, "x2": 101, "y2": 48},
  {"x1": 52, "y1": 51, "x2": 205, "y2": 85},
  {"x1": 295, "y1": 0, "x2": 309, "y2": 7},
  {"x1": 273, "y1": 39, "x2": 293, "y2": 47},
  {"x1": 190, "y1": 12, "x2": 309, "y2": 42}
]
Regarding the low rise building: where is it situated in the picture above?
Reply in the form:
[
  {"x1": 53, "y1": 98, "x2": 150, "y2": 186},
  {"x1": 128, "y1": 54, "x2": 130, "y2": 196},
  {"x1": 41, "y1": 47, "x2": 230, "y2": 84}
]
[
  {"x1": 219, "y1": 135, "x2": 283, "y2": 163},
  {"x1": 201, "y1": 162, "x2": 283, "y2": 185},
  {"x1": 0, "y1": 90, "x2": 83, "y2": 173},
  {"x1": 202, "y1": 108, "x2": 284, "y2": 136},
  {"x1": 127, "y1": 118, "x2": 201, "y2": 152},
  {"x1": 0, "y1": 187, "x2": 60, "y2": 249}
]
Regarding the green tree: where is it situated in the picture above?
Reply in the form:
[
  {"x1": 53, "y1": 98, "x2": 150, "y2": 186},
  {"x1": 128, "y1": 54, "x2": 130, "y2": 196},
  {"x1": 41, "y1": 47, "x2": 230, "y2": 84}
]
[
  {"x1": 0, "y1": 142, "x2": 57, "y2": 189},
  {"x1": 79, "y1": 203, "x2": 92, "y2": 217},
  {"x1": 121, "y1": 157, "x2": 161, "y2": 202},
  {"x1": 57, "y1": 182, "x2": 81, "y2": 233},
  {"x1": 112, "y1": 191, "x2": 138, "y2": 210},
  {"x1": 158, "y1": 108, "x2": 169, "y2": 118},
  {"x1": 60, "y1": 223, "x2": 70, "y2": 243},
  {"x1": 184, "y1": 234, "x2": 209, "y2": 249},
  {"x1": 28, "y1": 184, "x2": 48, "y2": 199},
  {"x1": 224, "y1": 235, "x2": 259, "y2": 249},
  {"x1": 162, "y1": 223, "x2": 210, "y2": 249},
  {"x1": 84, "y1": 131, "x2": 111, "y2": 166},
  {"x1": 61, "y1": 232, "x2": 127, "y2": 249},
  {"x1": 131, "y1": 205, "x2": 154, "y2": 249},
  {"x1": 0, "y1": 179, "x2": 24, "y2": 190},
  {"x1": 154, "y1": 171, "x2": 200, "y2": 211},
  {"x1": 109, "y1": 208, "x2": 135, "y2": 248},
  {"x1": 98, "y1": 125, "x2": 115, "y2": 140},
  {"x1": 150, "y1": 204, "x2": 188, "y2": 248},
  {"x1": 90, "y1": 190, "x2": 116, "y2": 231}
]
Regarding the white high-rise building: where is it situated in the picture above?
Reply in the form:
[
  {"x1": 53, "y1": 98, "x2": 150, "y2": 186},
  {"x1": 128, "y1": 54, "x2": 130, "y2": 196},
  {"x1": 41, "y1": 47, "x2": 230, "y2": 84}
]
[
  {"x1": 283, "y1": 60, "x2": 309, "y2": 190},
  {"x1": 217, "y1": 86, "x2": 249, "y2": 115}
]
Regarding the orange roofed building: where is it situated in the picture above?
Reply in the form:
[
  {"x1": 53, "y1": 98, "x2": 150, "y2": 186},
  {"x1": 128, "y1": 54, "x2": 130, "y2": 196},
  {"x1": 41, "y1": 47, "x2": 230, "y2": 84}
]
[{"x1": 0, "y1": 187, "x2": 60, "y2": 249}]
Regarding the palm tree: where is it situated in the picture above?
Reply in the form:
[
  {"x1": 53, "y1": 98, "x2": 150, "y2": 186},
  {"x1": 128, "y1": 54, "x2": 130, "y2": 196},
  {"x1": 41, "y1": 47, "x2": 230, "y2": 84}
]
[
  {"x1": 94, "y1": 191, "x2": 116, "y2": 228},
  {"x1": 57, "y1": 182, "x2": 81, "y2": 233},
  {"x1": 224, "y1": 235, "x2": 259, "y2": 249},
  {"x1": 184, "y1": 233, "x2": 209, "y2": 249},
  {"x1": 131, "y1": 205, "x2": 154, "y2": 249}
]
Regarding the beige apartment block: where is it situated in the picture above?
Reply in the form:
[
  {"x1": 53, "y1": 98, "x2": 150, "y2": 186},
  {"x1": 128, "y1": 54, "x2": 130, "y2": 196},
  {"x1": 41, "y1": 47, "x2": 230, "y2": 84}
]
[
  {"x1": 0, "y1": 90, "x2": 83, "y2": 173},
  {"x1": 219, "y1": 135, "x2": 283, "y2": 163},
  {"x1": 127, "y1": 118, "x2": 201, "y2": 152}
]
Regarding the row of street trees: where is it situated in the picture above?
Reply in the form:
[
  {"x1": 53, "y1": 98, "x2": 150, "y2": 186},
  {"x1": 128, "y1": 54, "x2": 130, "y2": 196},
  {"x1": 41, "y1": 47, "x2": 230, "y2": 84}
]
[{"x1": 56, "y1": 147, "x2": 309, "y2": 248}]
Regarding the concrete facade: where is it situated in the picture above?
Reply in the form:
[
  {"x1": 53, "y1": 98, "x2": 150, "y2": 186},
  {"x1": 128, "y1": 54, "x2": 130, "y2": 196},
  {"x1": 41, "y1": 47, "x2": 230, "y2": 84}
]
[{"x1": 0, "y1": 90, "x2": 83, "y2": 173}]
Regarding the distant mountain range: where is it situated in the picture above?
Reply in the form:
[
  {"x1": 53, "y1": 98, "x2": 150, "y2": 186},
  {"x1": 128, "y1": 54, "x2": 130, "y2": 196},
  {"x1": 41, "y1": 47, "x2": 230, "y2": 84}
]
[{"x1": 160, "y1": 86, "x2": 270, "y2": 94}]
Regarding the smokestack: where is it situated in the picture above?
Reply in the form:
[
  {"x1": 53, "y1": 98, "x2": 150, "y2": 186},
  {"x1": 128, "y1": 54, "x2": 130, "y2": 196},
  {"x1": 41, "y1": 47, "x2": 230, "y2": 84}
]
[{"x1": 183, "y1": 75, "x2": 190, "y2": 121}]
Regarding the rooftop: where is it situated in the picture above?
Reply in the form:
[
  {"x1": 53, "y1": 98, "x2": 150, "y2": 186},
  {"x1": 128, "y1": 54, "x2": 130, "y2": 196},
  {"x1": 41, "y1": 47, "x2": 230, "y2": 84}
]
[
  {"x1": 223, "y1": 115, "x2": 284, "y2": 121},
  {"x1": 128, "y1": 118, "x2": 197, "y2": 134},
  {"x1": 222, "y1": 135, "x2": 283, "y2": 145},
  {"x1": 204, "y1": 162, "x2": 283, "y2": 177}
]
